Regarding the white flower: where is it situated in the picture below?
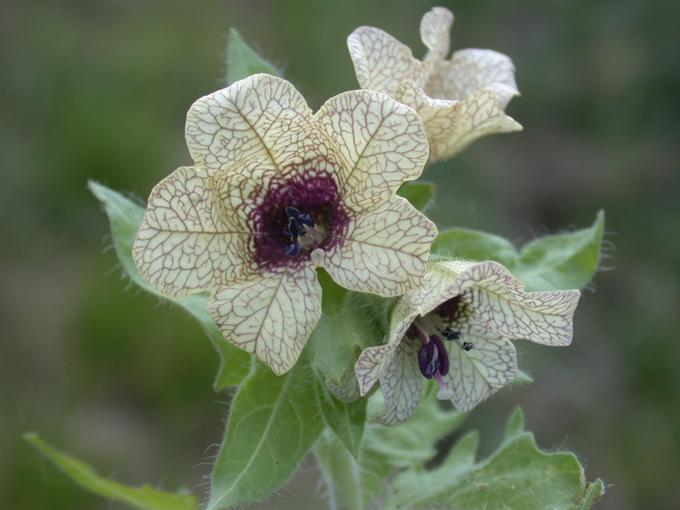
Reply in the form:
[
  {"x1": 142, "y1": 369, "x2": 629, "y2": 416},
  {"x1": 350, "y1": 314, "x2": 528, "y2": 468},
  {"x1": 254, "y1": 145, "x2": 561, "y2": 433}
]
[
  {"x1": 355, "y1": 260, "x2": 580, "y2": 425},
  {"x1": 133, "y1": 74, "x2": 437, "y2": 375},
  {"x1": 348, "y1": 7, "x2": 522, "y2": 164}
]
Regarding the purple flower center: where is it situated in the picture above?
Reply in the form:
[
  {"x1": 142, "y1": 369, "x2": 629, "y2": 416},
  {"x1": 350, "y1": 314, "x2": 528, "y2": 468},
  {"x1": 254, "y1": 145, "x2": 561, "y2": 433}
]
[{"x1": 251, "y1": 172, "x2": 350, "y2": 270}]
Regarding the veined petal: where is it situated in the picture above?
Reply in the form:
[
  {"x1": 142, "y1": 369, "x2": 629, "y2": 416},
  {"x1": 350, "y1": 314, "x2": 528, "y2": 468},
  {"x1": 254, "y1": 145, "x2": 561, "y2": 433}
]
[
  {"x1": 133, "y1": 166, "x2": 258, "y2": 298},
  {"x1": 375, "y1": 338, "x2": 423, "y2": 426},
  {"x1": 348, "y1": 27, "x2": 431, "y2": 97},
  {"x1": 185, "y1": 74, "x2": 313, "y2": 173},
  {"x1": 322, "y1": 196, "x2": 437, "y2": 297},
  {"x1": 355, "y1": 296, "x2": 419, "y2": 396},
  {"x1": 420, "y1": 7, "x2": 454, "y2": 62},
  {"x1": 439, "y1": 260, "x2": 581, "y2": 346},
  {"x1": 426, "y1": 48, "x2": 520, "y2": 108},
  {"x1": 316, "y1": 90, "x2": 429, "y2": 210},
  {"x1": 397, "y1": 81, "x2": 522, "y2": 163},
  {"x1": 208, "y1": 264, "x2": 322, "y2": 375},
  {"x1": 443, "y1": 315, "x2": 518, "y2": 412}
]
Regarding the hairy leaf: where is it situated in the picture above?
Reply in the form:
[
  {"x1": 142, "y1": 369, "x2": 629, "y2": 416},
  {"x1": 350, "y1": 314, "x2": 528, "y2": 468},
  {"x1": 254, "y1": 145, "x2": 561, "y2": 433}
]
[
  {"x1": 317, "y1": 385, "x2": 466, "y2": 507},
  {"x1": 24, "y1": 433, "x2": 199, "y2": 510},
  {"x1": 315, "y1": 376, "x2": 367, "y2": 460},
  {"x1": 207, "y1": 355, "x2": 324, "y2": 510},
  {"x1": 226, "y1": 28, "x2": 281, "y2": 85},
  {"x1": 89, "y1": 182, "x2": 250, "y2": 388},
  {"x1": 382, "y1": 408, "x2": 602, "y2": 510},
  {"x1": 432, "y1": 228, "x2": 519, "y2": 268},
  {"x1": 432, "y1": 212, "x2": 605, "y2": 293},
  {"x1": 514, "y1": 211, "x2": 605, "y2": 292}
]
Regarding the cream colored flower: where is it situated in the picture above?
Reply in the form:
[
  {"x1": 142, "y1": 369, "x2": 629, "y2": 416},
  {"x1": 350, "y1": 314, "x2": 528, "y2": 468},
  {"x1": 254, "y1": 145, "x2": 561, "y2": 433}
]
[
  {"x1": 133, "y1": 74, "x2": 437, "y2": 375},
  {"x1": 348, "y1": 7, "x2": 522, "y2": 164},
  {"x1": 355, "y1": 260, "x2": 580, "y2": 425}
]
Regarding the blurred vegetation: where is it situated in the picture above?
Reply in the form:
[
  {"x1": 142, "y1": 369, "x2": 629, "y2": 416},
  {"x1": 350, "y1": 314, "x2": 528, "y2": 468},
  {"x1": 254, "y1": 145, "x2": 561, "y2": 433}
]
[{"x1": 1, "y1": 0, "x2": 679, "y2": 509}]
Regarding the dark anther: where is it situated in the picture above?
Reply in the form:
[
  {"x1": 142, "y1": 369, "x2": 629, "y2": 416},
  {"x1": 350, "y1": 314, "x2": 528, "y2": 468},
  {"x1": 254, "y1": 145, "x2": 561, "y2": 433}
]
[
  {"x1": 432, "y1": 336, "x2": 449, "y2": 376},
  {"x1": 286, "y1": 207, "x2": 315, "y2": 228},
  {"x1": 284, "y1": 216, "x2": 305, "y2": 242},
  {"x1": 441, "y1": 327, "x2": 462, "y2": 341},
  {"x1": 285, "y1": 243, "x2": 302, "y2": 257},
  {"x1": 418, "y1": 337, "x2": 450, "y2": 378},
  {"x1": 462, "y1": 341, "x2": 474, "y2": 352},
  {"x1": 418, "y1": 342, "x2": 437, "y2": 379}
]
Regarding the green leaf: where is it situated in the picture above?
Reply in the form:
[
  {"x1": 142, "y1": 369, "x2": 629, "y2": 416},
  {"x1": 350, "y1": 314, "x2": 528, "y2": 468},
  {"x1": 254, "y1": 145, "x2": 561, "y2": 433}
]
[
  {"x1": 315, "y1": 431, "x2": 366, "y2": 510},
  {"x1": 24, "y1": 433, "x2": 199, "y2": 510},
  {"x1": 432, "y1": 212, "x2": 605, "y2": 294},
  {"x1": 503, "y1": 407, "x2": 525, "y2": 441},
  {"x1": 568, "y1": 479, "x2": 605, "y2": 510},
  {"x1": 432, "y1": 228, "x2": 519, "y2": 268},
  {"x1": 569, "y1": 478, "x2": 604, "y2": 510},
  {"x1": 397, "y1": 180, "x2": 436, "y2": 212},
  {"x1": 226, "y1": 28, "x2": 281, "y2": 85},
  {"x1": 315, "y1": 375, "x2": 367, "y2": 460},
  {"x1": 382, "y1": 409, "x2": 600, "y2": 510},
  {"x1": 511, "y1": 369, "x2": 534, "y2": 385},
  {"x1": 513, "y1": 210, "x2": 605, "y2": 292},
  {"x1": 362, "y1": 388, "x2": 466, "y2": 505},
  {"x1": 89, "y1": 182, "x2": 250, "y2": 389},
  {"x1": 309, "y1": 292, "x2": 384, "y2": 385},
  {"x1": 207, "y1": 355, "x2": 325, "y2": 510},
  {"x1": 317, "y1": 267, "x2": 349, "y2": 320}
]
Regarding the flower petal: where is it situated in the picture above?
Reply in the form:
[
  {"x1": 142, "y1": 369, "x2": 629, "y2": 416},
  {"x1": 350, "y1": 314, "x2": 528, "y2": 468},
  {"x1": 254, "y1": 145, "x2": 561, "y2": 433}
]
[
  {"x1": 348, "y1": 27, "x2": 431, "y2": 97},
  {"x1": 185, "y1": 74, "x2": 313, "y2": 173},
  {"x1": 316, "y1": 90, "x2": 429, "y2": 210},
  {"x1": 443, "y1": 316, "x2": 518, "y2": 412},
  {"x1": 208, "y1": 264, "x2": 322, "y2": 375},
  {"x1": 420, "y1": 7, "x2": 454, "y2": 62},
  {"x1": 375, "y1": 338, "x2": 423, "y2": 426},
  {"x1": 426, "y1": 48, "x2": 520, "y2": 108},
  {"x1": 439, "y1": 260, "x2": 581, "y2": 346},
  {"x1": 322, "y1": 196, "x2": 437, "y2": 297},
  {"x1": 133, "y1": 166, "x2": 258, "y2": 298},
  {"x1": 397, "y1": 81, "x2": 522, "y2": 163},
  {"x1": 355, "y1": 295, "x2": 419, "y2": 396}
]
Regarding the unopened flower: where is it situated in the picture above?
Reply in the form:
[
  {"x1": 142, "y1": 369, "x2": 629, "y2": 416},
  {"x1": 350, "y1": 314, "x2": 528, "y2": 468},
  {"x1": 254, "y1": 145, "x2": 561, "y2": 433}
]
[
  {"x1": 133, "y1": 74, "x2": 437, "y2": 375},
  {"x1": 348, "y1": 7, "x2": 522, "y2": 164},
  {"x1": 355, "y1": 260, "x2": 580, "y2": 425}
]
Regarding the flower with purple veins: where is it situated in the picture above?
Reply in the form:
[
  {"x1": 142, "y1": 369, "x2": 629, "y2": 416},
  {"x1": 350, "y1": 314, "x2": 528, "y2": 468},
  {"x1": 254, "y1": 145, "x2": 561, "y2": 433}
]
[
  {"x1": 133, "y1": 73, "x2": 437, "y2": 375},
  {"x1": 348, "y1": 7, "x2": 522, "y2": 164},
  {"x1": 355, "y1": 260, "x2": 581, "y2": 425}
]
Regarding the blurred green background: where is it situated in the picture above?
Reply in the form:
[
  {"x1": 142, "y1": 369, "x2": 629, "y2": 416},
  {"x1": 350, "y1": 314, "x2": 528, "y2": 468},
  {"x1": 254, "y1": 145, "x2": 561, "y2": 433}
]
[{"x1": 1, "y1": 0, "x2": 679, "y2": 509}]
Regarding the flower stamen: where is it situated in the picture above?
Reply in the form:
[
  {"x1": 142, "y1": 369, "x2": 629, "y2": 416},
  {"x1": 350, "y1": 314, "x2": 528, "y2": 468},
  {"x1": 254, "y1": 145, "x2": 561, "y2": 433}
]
[
  {"x1": 441, "y1": 327, "x2": 462, "y2": 341},
  {"x1": 283, "y1": 206, "x2": 323, "y2": 257}
]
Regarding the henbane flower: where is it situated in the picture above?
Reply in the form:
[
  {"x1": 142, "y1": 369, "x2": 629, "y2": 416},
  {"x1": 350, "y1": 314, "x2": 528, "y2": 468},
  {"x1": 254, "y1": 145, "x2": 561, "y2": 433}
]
[
  {"x1": 132, "y1": 74, "x2": 437, "y2": 376},
  {"x1": 355, "y1": 260, "x2": 580, "y2": 425},
  {"x1": 348, "y1": 7, "x2": 522, "y2": 164}
]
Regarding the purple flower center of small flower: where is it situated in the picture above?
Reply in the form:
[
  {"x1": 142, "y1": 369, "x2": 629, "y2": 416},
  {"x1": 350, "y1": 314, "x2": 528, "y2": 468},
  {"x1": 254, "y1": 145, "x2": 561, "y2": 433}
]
[
  {"x1": 406, "y1": 295, "x2": 474, "y2": 400},
  {"x1": 251, "y1": 171, "x2": 350, "y2": 270}
]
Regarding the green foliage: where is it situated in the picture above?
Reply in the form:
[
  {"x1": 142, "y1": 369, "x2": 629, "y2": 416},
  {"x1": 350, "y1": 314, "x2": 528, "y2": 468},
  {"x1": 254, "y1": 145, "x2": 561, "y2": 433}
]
[
  {"x1": 380, "y1": 409, "x2": 603, "y2": 510},
  {"x1": 208, "y1": 354, "x2": 324, "y2": 510},
  {"x1": 226, "y1": 28, "x2": 281, "y2": 85},
  {"x1": 315, "y1": 377, "x2": 367, "y2": 460},
  {"x1": 433, "y1": 211, "x2": 605, "y2": 292},
  {"x1": 432, "y1": 228, "x2": 519, "y2": 267},
  {"x1": 23, "y1": 434, "x2": 199, "y2": 510},
  {"x1": 89, "y1": 182, "x2": 250, "y2": 388},
  {"x1": 397, "y1": 181, "x2": 436, "y2": 212},
  {"x1": 513, "y1": 211, "x2": 605, "y2": 292},
  {"x1": 316, "y1": 387, "x2": 467, "y2": 508}
]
